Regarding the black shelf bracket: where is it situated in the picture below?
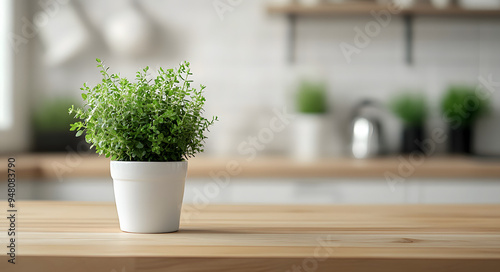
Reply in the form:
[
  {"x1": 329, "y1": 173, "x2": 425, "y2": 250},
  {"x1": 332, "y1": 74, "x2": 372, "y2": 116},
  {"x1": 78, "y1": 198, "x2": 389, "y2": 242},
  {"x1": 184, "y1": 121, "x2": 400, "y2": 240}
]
[
  {"x1": 403, "y1": 14, "x2": 414, "y2": 65},
  {"x1": 284, "y1": 13, "x2": 414, "y2": 65},
  {"x1": 287, "y1": 14, "x2": 297, "y2": 63}
]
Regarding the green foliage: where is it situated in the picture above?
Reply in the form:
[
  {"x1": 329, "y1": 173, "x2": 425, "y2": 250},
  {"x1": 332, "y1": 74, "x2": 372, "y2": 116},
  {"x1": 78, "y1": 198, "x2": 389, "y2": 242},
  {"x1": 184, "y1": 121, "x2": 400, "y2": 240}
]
[
  {"x1": 441, "y1": 86, "x2": 489, "y2": 128},
  {"x1": 389, "y1": 92, "x2": 427, "y2": 127},
  {"x1": 33, "y1": 98, "x2": 80, "y2": 132},
  {"x1": 69, "y1": 59, "x2": 217, "y2": 161},
  {"x1": 296, "y1": 81, "x2": 328, "y2": 114}
]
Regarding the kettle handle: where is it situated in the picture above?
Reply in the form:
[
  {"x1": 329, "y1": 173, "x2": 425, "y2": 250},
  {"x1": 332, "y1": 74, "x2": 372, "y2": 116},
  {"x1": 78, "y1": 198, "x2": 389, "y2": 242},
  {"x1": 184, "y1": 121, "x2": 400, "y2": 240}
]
[{"x1": 350, "y1": 99, "x2": 384, "y2": 121}]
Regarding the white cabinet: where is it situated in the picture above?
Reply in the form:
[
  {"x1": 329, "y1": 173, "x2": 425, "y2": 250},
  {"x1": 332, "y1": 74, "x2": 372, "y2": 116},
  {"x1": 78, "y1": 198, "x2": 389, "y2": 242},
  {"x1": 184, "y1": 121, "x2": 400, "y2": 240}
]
[
  {"x1": 1, "y1": 178, "x2": 499, "y2": 204},
  {"x1": 419, "y1": 180, "x2": 500, "y2": 203},
  {"x1": 183, "y1": 178, "x2": 500, "y2": 204}
]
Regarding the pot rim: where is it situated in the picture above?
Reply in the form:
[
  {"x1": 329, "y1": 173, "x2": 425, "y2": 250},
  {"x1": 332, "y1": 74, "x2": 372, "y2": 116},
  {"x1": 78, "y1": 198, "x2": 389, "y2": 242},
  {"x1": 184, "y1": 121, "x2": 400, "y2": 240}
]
[
  {"x1": 110, "y1": 160, "x2": 188, "y2": 180},
  {"x1": 111, "y1": 160, "x2": 187, "y2": 164}
]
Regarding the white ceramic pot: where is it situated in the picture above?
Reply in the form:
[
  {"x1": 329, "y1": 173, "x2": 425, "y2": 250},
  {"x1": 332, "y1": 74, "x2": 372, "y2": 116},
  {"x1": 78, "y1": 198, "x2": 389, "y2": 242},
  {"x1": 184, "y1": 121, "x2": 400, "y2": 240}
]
[
  {"x1": 292, "y1": 114, "x2": 324, "y2": 162},
  {"x1": 430, "y1": 0, "x2": 451, "y2": 9},
  {"x1": 393, "y1": 0, "x2": 415, "y2": 9},
  {"x1": 298, "y1": 0, "x2": 322, "y2": 6},
  {"x1": 110, "y1": 161, "x2": 188, "y2": 233}
]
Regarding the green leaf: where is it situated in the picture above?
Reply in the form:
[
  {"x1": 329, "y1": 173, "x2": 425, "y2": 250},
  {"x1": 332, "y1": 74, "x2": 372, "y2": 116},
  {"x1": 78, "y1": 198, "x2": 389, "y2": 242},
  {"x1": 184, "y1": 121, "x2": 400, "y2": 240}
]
[
  {"x1": 136, "y1": 142, "x2": 144, "y2": 149},
  {"x1": 75, "y1": 130, "x2": 84, "y2": 137},
  {"x1": 81, "y1": 93, "x2": 87, "y2": 100}
]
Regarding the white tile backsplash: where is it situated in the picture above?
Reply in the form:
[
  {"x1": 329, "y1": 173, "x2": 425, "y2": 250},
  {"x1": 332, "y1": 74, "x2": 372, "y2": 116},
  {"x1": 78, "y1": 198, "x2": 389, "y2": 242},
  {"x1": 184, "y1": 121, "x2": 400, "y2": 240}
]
[{"x1": 28, "y1": 0, "x2": 500, "y2": 156}]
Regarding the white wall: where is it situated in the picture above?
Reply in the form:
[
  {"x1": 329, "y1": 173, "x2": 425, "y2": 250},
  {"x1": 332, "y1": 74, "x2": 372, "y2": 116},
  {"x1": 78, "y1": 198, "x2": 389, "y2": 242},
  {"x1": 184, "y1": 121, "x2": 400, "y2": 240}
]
[{"x1": 25, "y1": 0, "x2": 500, "y2": 156}]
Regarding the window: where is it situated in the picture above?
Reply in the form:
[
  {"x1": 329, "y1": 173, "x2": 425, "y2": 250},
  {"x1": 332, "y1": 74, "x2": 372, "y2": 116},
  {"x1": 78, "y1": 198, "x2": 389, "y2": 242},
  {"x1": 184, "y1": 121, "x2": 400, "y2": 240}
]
[{"x1": 0, "y1": 0, "x2": 13, "y2": 130}]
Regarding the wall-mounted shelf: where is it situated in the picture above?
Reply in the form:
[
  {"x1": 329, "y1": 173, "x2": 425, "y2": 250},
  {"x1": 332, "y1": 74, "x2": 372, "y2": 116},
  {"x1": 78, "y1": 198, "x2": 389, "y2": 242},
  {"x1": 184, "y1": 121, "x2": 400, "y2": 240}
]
[
  {"x1": 268, "y1": 3, "x2": 500, "y2": 16},
  {"x1": 267, "y1": 3, "x2": 500, "y2": 64}
]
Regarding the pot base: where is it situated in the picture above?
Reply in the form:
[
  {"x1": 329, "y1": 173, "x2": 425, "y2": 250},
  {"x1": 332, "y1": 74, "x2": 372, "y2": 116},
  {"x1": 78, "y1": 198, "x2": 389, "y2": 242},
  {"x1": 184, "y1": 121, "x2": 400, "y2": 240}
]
[{"x1": 111, "y1": 161, "x2": 188, "y2": 233}]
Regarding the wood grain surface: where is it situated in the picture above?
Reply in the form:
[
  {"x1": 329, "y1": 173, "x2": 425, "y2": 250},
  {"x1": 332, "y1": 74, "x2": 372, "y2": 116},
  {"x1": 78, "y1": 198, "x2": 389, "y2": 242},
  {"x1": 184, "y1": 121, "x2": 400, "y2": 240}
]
[
  {"x1": 1, "y1": 202, "x2": 500, "y2": 271},
  {"x1": 2, "y1": 154, "x2": 500, "y2": 180}
]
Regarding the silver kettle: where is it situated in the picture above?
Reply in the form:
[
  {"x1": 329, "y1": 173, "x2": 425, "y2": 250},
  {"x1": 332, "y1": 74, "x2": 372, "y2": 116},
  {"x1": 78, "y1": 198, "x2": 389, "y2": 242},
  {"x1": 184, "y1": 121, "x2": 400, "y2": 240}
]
[{"x1": 350, "y1": 100, "x2": 384, "y2": 159}]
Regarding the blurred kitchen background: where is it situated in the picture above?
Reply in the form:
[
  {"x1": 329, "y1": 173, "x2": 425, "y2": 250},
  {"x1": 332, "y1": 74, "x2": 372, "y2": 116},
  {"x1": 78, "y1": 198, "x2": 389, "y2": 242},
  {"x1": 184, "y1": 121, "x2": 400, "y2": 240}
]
[{"x1": 1, "y1": 0, "x2": 500, "y2": 204}]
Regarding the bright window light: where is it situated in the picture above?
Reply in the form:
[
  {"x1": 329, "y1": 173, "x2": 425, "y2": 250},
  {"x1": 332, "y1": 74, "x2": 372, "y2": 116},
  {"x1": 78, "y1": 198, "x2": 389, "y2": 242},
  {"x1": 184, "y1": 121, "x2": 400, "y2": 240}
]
[{"x1": 0, "y1": 0, "x2": 13, "y2": 130}]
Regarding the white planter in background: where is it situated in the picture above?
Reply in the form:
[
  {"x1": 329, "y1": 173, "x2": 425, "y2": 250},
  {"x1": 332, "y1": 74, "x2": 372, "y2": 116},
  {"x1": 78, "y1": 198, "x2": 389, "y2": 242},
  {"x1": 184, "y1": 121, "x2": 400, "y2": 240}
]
[
  {"x1": 292, "y1": 114, "x2": 325, "y2": 162},
  {"x1": 110, "y1": 161, "x2": 188, "y2": 233},
  {"x1": 393, "y1": 0, "x2": 415, "y2": 9},
  {"x1": 297, "y1": 0, "x2": 322, "y2": 6},
  {"x1": 268, "y1": 0, "x2": 292, "y2": 4},
  {"x1": 431, "y1": 0, "x2": 451, "y2": 9}
]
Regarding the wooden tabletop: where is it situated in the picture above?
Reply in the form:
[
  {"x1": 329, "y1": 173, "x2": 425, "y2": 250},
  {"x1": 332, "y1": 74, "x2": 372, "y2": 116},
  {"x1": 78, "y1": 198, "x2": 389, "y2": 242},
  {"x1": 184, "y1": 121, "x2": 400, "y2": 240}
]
[
  {"x1": 1, "y1": 202, "x2": 500, "y2": 271},
  {"x1": 2, "y1": 153, "x2": 500, "y2": 180}
]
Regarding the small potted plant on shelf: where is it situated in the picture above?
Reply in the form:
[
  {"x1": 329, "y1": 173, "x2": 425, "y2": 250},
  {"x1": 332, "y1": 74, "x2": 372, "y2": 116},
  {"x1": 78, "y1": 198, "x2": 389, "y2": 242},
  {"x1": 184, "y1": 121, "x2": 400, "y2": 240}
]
[
  {"x1": 33, "y1": 97, "x2": 86, "y2": 152},
  {"x1": 69, "y1": 59, "x2": 217, "y2": 233},
  {"x1": 293, "y1": 80, "x2": 328, "y2": 161},
  {"x1": 441, "y1": 86, "x2": 489, "y2": 154},
  {"x1": 389, "y1": 92, "x2": 427, "y2": 154}
]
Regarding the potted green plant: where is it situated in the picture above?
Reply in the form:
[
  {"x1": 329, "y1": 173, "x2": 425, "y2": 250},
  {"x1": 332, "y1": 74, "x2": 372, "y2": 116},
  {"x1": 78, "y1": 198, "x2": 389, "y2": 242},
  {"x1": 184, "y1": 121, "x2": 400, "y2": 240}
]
[
  {"x1": 32, "y1": 98, "x2": 85, "y2": 152},
  {"x1": 69, "y1": 59, "x2": 217, "y2": 233},
  {"x1": 441, "y1": 86, "x2": 489, "y2": 154},
  {"x1": 293, "y1": 80, "x2": 328, "y2": 161},
  {"x1": 389, "y1": 92, "x2": 427, "y2": 154}
]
